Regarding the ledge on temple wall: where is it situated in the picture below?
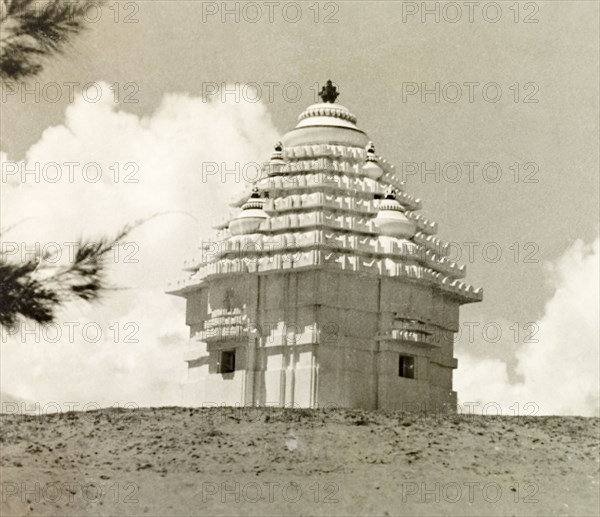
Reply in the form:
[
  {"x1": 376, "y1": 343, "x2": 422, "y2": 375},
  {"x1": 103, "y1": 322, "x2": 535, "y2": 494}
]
[
  {"x1": 167, "y1": 253, "x2": 482, "y2": 303},
  {"x1": 413, "y1": 232, "x2": 451, "y2": 256},
  {"x1": 182, "y1": 257, "x2": 201, "y2": 272},
  {"x1": 283, "y1": 144, "x2": 364, "y2": 161},
  {"x1": 421, "y1": 249, "x2": 466, "y2": 279},
  {"x1": 165, "y1": 273, "x2": 205, "y2": 296},
  {"x1": 375, "y1": 329, "x2": 440, "y2": 349},
  {"x1": 405, "y1": 212, "x2": 438, "y2": 235}
]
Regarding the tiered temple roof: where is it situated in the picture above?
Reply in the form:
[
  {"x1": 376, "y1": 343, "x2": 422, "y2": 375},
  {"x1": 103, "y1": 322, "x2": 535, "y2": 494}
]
[{"x1": 168, "y1": 82, "x2": 482, "y2": 303}]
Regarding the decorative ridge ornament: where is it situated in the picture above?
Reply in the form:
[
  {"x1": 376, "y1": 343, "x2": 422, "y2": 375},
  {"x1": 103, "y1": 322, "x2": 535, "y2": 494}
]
[
  {"x1": 363, "y1": 141, "x2": 384, "y2": 179},
  {"x1": 378, "y1": 190, "x2": 404, "y2": 212},
  {"x1": 374, "y1": 185, "x2": 416, "y2": 238},
  {"x1": 243, "y1": 186, "x2": 266, "y2": 209},
  {"x1": 319, "y1": 80, "x2": 339, "y2": 103},
  {"x1": 297, "y1": 104, "x2": 357, "y2": 124},
  {"x1": 229, "y1": 187, "x2": 269, "y2": 235},
  {"x1": 266, "y1": 141, "x2": 286, "y2": 177},
  {"x1": 383, "y1": 185, "x2": 396, "y2": 200},
  {"x1": 270, "y1": 141, "x2": 284, "y2": 161},
  {"x1": 249, "y1": 186, "x2": 262, "y2": 198}
]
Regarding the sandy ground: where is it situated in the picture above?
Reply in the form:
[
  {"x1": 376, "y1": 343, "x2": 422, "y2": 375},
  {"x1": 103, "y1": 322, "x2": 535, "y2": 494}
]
[{"x1": 1, "y1": 407, "x2": 598, "y2": 516}]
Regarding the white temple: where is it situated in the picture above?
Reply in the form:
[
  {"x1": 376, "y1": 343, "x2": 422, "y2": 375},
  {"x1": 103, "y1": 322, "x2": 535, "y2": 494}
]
[{"x1": 168, "y1": 81, "x2": 482, "y2": 411}]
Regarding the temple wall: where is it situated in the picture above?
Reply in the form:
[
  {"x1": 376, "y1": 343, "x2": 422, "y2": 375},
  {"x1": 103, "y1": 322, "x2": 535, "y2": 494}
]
[
  {"x1": 181, "y1": 269, "x2": 461, "y2": 410},
  {"x1": 183, "y1": 343, "x2": 317, "y2": 408}
]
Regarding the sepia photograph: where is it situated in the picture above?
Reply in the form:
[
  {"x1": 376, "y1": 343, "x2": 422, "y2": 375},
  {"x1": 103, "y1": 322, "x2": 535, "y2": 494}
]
[{"x1": 1, "y1": 0, "x2": 599, "y2": 515}]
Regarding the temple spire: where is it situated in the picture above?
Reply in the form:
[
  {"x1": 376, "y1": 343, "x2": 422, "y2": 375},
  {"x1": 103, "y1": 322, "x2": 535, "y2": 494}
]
[{"x1": 319, "y1": 80, "x2": 339, "y2": 103}]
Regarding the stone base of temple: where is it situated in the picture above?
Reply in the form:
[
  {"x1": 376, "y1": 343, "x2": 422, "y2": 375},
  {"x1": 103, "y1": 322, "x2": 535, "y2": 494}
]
[
  {"x1": 181, "y1": 364, "x2": 457, "y2": 412},
  {"x1": 178, "y1": 268, "x2": 463, "y2": 412}
]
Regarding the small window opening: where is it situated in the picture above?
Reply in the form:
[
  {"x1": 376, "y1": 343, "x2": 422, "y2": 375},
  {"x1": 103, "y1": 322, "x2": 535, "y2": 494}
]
[
  {"x1": 219, "y1": 349, "x2": 236, "y2": 374},
  {"x1": 399, "y1": 355, "x2": 415, "y2": 379}
]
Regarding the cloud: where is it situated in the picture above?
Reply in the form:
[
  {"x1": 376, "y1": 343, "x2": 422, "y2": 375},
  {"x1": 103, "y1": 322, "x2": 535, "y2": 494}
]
[
  {"x1": 1, "y1": 83, "x2": 279, "y2": 409},
  {"x1": 456, "y1": 237, "x2": 600, "y2": 416}
]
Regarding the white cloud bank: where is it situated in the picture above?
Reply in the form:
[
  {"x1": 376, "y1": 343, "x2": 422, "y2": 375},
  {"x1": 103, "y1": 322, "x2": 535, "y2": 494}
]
[
  {"x1": 1, "y1": 83, "x2": 278, "y2": 409},
  {"x1": 456, "y1": 237, "x2": 600, "y2": 416}
]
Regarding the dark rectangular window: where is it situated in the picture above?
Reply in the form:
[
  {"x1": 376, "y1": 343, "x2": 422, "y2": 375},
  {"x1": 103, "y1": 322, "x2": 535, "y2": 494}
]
[
  {"x1": 399, "y1": 355, "x2": 415, "y2": 379},
  {"x1": 219, "y1": 349, "x2": 236, "y2": 374}
]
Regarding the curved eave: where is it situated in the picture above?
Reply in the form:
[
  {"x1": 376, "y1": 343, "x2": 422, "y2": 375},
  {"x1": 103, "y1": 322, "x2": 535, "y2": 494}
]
[
  {"x1": 165, "y1": 280, "x2": 204, "y2": 298},
  {"x1": 282, "y1": 125, "x2": 369, "y2": 148}
]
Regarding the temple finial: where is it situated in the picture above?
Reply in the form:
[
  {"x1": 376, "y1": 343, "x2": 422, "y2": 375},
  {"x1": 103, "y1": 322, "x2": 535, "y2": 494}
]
[
  {"x1": 319, "y1": 80, "x2": 339, "y2": 103},
  {"x1": 384, "y1": 185, "x2": 396, "y2": 199},
  {"x1": 366, "y1": 141, "x2": 376, "y2": 159},
  {"x1": 250, "y1": 185, "x2": 261, "y2": 198}
]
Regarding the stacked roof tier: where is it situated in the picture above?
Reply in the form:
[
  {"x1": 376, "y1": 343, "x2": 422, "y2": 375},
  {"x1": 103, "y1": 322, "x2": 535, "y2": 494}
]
[{"x1": 169, "y1": 101, "x2": 482, "y2": 303}]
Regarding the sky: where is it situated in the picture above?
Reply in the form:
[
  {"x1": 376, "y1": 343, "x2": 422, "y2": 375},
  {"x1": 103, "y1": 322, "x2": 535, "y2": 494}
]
[{"x1": 1, "y1": 0, "x2": 599, "y2": 415}]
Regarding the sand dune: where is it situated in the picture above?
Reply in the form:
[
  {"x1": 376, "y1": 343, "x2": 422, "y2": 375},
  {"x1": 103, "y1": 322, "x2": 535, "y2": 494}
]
[{"x1": 1, "y1": 408, "x2": 598, "y2": 516}]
